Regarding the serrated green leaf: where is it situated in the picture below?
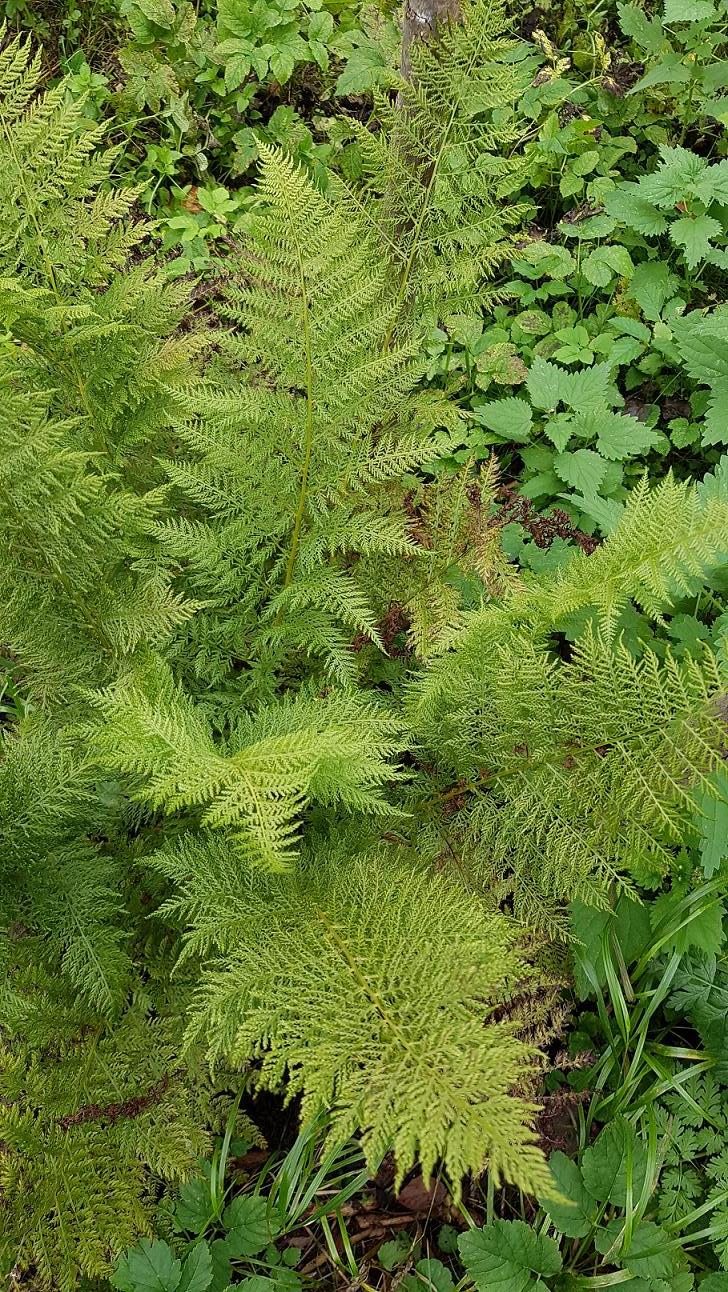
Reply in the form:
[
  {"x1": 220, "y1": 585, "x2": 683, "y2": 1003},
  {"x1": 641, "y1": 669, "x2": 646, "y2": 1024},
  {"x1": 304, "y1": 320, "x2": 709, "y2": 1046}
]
[
  {"x1": 539, "y1": 1152, "x2": 594, "y2": 1237},
  {"x1": 630, "y1": 55, "x2": 692, "y2": 94},
  {"x1": 378, "y1": 1235, "x2": 412, "y2": 1271},
  {"x1": 459, "y1": 1220, "x2": 562, "y2": 1292},
  {"x1": 572, "y1": 491, "x2": 625, "y2": 531},
  {"x1": 595, "y1": 1220, "x2": 674, "y2": 1280},
  {"x1": 604, "y1": 186, "x2": 668, "y2": 235},
  {"x1": 112, "y1": 1241, "x2": 182, "y2": 1292},
  {"x1": 628, "y1": 262, "x2": 680, "y2": 322},
  {"x1": 403, "y1": 1258, "x2": 455, "y2": 1292},
  {"x1": 702, "y1": 386, "x2": 728, "y2": 447},
  {"x1": 222, "y1": 1195, "x2": 271, "y2": 1257},
  {"x1": 595, "y1": 411, "x2": 661, "y2": 460},
  {"x1": 673, "y1": 311, "x2": 728, "y2": 381},
  {"x1": 179, "y1": 1245, "x2": 213, "y2": 1292},
  {"x1": 652, "y1": 894, "x2": 726, "y2": 956},
  {"x1": 664, "y1": 0, "x2": 715, "y2": 19},
  {"x1": 526, "y1": 357, "x2": 567, "y2": 411},
  {"x1": 618, "y1": 2, "x2": 666, "y2": 52},
  {"x1": 582, "y1": 246, "x2": 634, "y2": 287},
  {"x1": 335, "y1": 41, "x2": 392, "y2": 95},
  {"x1": 134, "y1": 0, "x2": 176, "y2": 25},
  {"x1": 670, "y1": 214, "x2": 722, "y2": 269},
  {"x1": 554, "y1": 448, "x2": 608, "y2": 495},
  {"x1": 694, "y1": 771, "x2": 728, "y2": 877},
  {"x1": 581, "y1": 1118, "x2": 650, "y2": 1207},
  {"x1": 693, "y1": 158, "x2": 728, "y2": 205},
  {"x1": 473, "y1": 397, "x2": 533, "y2": 442}
]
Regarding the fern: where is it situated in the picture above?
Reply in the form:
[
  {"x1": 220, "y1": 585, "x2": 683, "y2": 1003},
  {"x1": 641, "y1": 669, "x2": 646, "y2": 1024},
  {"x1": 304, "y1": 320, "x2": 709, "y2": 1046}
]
[
  {"x1": 409, "y1": 470, "x2": 728, "y2": 925},
  {"x1": 155, "y1": 832, "x2": 550, "y2": 1198},
  {"x1": 339, "y1": 0, "x2": 530, "y2": 325},
  {"x1": 5, "y1": 7, "x2": 728, "y2": 1282}
]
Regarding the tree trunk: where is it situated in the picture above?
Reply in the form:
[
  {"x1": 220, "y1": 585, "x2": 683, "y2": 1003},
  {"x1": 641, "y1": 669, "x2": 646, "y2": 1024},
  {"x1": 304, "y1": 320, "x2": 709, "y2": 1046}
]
[{"x1": 400, "y1": 0, "x2": 460, "y2": 80}]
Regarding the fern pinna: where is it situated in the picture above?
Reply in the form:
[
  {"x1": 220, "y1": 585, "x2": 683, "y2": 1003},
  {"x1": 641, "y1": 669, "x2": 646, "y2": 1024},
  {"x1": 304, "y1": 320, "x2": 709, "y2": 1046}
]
[{"x1": 2, "y1": 5, "x2": 728, "y2": 1287}]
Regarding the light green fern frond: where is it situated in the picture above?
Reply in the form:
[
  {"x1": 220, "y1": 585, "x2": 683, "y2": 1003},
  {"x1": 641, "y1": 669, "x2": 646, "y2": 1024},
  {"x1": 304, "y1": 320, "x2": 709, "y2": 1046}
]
[
  {"x1": 340, "y1": 0, "x2": 530, "y2": 326},
  {"x1": 165, "y1": 834, "x2": 549, "y2": 1198},
  {"x1": 92, "y1": 660, "x2": 404, "y2": 870},
  {"x1": 521, "y1": 473, "x2": 728, "y2": 636},
  {"x1": 0, "y1": 29, "x2": 142, "y2": 289},
  {"x1": 409, "y1": 468, "x2": 728, "y2": 917}
]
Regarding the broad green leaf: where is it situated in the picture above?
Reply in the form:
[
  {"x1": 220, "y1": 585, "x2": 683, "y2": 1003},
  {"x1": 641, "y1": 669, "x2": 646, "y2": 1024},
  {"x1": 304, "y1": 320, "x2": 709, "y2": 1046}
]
[
  {"x1": 474, "y1": 397, "x2": 533, "y2": 441},
  {"x1": 539, "y1": 1152, "x2": 594, "y2": 1237},
  {"x1": 582, "y1": 246, "x2": 634, "y2": 288},
  {"x1": 567, "y1": 364, "x2": 614, "y2": 412},
  {"x1": 703, "y1": 386, "x2": 728, "y2": 445},
  {"x1": 222, "y1": 1195, "x2": 271, "y2": 1257},
  {"x1": 581, "y1": 1118, "x2": 650, "y2": 1207},
  {"x1": 595, "y1": 1220, "x2": 674, "y2": 1281},
  {"x1": 595, "y1": 411, "x2": 661, "y2": 460},
  {"x1": 573, "y1": 492, "x2": 624, "y2": 531},
  {"x1": 269, "y1": 30, "x2": 309, "y2": 83},
  {"x1": 673, "y1": 311, "x2": 728, "y2": 381},
  {"x1": 670, "y1": 214, "x2": 722, "y2": 269},
  {"x1": 308, "y1": 10, "x2": 333, "y2": 41},
  {"x1": 459, "y1": 1220, "x2": 562, "y2": 1292},
  {"x1": 629, "y1": 55, "x2": 692, "y2": 94},
  {"x1": 402, "y1": 1258, "x2": 455, "y2": 1292},
  {"x1": 378, "y1": 1235, "x2": 412, "y2": 1271},
  {"x1": 335, "y1": 41, "x2": 393, "y2": 95},
  {"x1": 219, "y1": 38, "x2": 254, "y2": 89},
  {"x1": 526, "y1": 357, "x2": 568, "y2": 411},
  {"x1": 664, "y1": 0, "x2": 715, "y2": 18},
  {"x1": 514, "y1": 242, "x2": 576, "y2": 280},
  {"x1": 651, "y1": 894, "x2": 726, "y2": 956},
  {"x1": 693, "y1": 158, "x2": 728, "y2": 205},
  {"x1": 637, "y1": 145, "x2": 706, "y2": 206},
  {"x1": 694, "y1": 771, "x2": 728, "y2": 877},
  {"x1": 628, "y1": 261, "x2": 680, "y2": 321},
  {"x1": 554, "y1": 448, "x2": 608, "y2": 495},
  {"x1": 176, "y1": 1177, "x2": 213, "y2": 1232},
  {"x1": 134, "y1": 0, "x2": 176, "y2": 25},
  {"x1": 618, "y1": 2, "x2": 665, "y2": 52},
  {"x1": 701, "y1": 1278, "x2": 728, "y2": 1292},
  {"x1": 178, "y1": 1245, "x2": 213, "y2": 1292},
  {"x1": 604, "y1": 186, "x2": 667, "y2": 236},
  {"x1": 112, "y1": 1241, "x2": 182, "y2": 1292}
]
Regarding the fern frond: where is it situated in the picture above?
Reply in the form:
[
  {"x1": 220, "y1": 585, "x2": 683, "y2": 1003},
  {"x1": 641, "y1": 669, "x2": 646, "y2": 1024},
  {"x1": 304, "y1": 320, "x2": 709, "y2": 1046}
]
[
  {"x1": 91, "y1": 660, "x2": 404, "y2": 870},
  {"x1": 176, "y1": 835, "x2": 550, "y2": 1199}
]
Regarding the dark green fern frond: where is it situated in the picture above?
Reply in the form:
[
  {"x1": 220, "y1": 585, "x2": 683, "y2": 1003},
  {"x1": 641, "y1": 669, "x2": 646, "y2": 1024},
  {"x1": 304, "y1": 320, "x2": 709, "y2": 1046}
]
[{"x1": 0, "y1": 966, "x2": 215, "y2": 1291}]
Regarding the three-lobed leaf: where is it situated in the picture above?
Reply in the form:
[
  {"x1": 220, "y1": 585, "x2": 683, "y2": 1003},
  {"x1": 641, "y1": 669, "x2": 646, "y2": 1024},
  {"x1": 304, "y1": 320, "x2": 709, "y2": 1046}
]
[{"x1": 459, "y1": 1219, "x2": 562, "y2": 1292}]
